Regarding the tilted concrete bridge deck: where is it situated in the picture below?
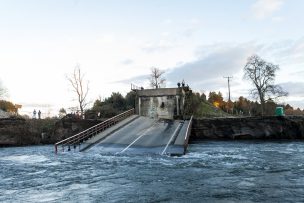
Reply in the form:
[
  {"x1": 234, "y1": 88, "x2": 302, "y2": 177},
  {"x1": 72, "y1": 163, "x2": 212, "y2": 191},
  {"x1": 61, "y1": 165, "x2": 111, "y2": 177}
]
[{"x1": 82, "y1": 116, "x2": 191, "y2": 155}]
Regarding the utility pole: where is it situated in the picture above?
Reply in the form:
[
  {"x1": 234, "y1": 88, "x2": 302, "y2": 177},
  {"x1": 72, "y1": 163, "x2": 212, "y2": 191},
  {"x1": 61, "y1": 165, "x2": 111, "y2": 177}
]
[{"x1": 224, "y1": 76, "x2": 233, "y2": 101}]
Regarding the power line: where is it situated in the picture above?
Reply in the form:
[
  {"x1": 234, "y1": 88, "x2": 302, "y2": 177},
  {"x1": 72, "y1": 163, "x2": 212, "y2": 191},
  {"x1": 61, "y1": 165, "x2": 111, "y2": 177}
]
[{"x1": 224, "y1": 76, "x2": 233, "y2": 101}]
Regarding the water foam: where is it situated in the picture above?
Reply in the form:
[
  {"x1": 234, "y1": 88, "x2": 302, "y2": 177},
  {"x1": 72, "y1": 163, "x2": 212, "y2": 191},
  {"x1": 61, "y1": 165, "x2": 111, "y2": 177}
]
[{"x1": 0, "y1": 155, "x2": 49, "y2": 164}]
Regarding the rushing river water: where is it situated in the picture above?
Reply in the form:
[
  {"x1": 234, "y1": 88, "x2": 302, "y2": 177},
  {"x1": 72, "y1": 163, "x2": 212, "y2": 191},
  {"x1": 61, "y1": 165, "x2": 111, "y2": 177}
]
[{"x1": 1, "y1": 141, "x2": 304, "y2": 202}]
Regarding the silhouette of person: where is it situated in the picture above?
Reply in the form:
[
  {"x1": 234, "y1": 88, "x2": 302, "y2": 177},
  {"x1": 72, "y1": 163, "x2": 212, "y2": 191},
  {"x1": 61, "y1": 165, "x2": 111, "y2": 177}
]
[
  {"x1": 181, "y1": 79, "x2": 185, "y2": 87},
  {"x1": 33, "y1": 109, "x2": 37, "y2": 119},
  {"x1": 38, "y1": 110, "x2": 41, "y2": 119}
]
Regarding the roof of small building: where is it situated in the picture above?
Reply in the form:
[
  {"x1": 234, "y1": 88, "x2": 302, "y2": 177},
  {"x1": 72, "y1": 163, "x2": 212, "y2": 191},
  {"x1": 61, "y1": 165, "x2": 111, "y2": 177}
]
[{"x1": 136, "y1": 88, "x2": 185, "y2": 97}]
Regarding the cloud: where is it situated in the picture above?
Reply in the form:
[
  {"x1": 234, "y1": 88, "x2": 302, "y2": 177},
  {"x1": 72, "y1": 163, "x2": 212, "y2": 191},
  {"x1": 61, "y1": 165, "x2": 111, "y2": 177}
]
[
  {"x1": 183, "y1": 27, "x2": 198, "y2": 38},
  {"x1": 166, "y1": 43, "x2": 257, "y2": 89},
  {"x1": 280, "y1": 82, "x2": 304, "y2": 97},
  {"x1": 182, "y1": 18, "x2": 201, "y2": 37},
  {"x1": 259, "y1": 37, "x2": 304, "y2": 65},
  {"x1": 251, "y1": 0, "x2": 284, "y2": 20},
  {"x1": 0, "y1": 79, "x2": 8, "y2": 99},
  {"x1": 290, "y1": 70, "x2": 304, "y2": 76},
  {"x1": 142, "y1": 39, "x2": 176, "y2": 53},
  {"x1": 285, "y1": 100, "x2": 304, "y2": 110},
  {"x1": 21, "y1": 103, "x2": 53, "y2": 108},
  {"x1": 143, "y1": 18, "x2": 202, "y2": 53},
  {"x1": 114, "y1": 74, "x2": 149, "y2": 85},
  {"x1": 121, "y1": 59, "x2": 134, "y2": 65}
]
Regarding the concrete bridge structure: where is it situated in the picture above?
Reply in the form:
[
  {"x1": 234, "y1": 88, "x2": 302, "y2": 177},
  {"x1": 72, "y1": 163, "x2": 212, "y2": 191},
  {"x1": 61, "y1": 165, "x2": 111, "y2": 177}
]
[
  {"x1": 83, "y1": 115, "x2": 191, "y2": 155},
  {"x1": 55, "y1": 86, "x2": 192, "y2": 155}
]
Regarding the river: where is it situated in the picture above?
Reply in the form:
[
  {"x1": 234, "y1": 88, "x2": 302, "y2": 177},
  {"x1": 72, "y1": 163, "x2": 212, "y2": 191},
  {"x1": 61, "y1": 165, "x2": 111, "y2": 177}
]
[{"x1": 1, "y1": 141, "x2": 304, "y2": 202}]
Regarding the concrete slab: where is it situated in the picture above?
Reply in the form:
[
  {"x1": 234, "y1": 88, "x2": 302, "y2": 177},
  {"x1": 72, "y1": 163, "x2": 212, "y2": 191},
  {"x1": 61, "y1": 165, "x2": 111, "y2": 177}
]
[
  {"x1": 80, "y1": 115, "x2": 139, "y2": 151},
  {"x1": 84, "y1": 116, "x2": 190, "y2": 155},
  {"x1": 174, "y1": 120, "x2": 190, "y2": 146}
]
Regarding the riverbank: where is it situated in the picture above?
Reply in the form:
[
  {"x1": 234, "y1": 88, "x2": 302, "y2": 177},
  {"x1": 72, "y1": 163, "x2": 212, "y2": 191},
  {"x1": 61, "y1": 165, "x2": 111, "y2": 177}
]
[
  {"x1": 0, "y1": 117, "x2": 55, "y2": 147},
  {"x1": 1, "y1": 116, "x2": 304, "y2": 147},
  {"x1": 0, "y1": 117, "x2": 100, "y2": 147},
  {"x1": 191, "y1": 116, "x2": 304, "y2": 141}
]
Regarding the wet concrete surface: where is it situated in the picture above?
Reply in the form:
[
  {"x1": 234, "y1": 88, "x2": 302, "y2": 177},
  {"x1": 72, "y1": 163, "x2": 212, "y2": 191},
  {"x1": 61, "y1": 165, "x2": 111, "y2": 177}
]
[{"x1": 87, "y1": 116, "x2": 187, "y2": 155}]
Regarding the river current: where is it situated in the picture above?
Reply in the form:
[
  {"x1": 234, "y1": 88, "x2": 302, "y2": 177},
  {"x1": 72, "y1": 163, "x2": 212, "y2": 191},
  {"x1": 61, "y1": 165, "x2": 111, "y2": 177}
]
[{"x1": 1, "y1": 141, "x2": 304, "y2": 202}]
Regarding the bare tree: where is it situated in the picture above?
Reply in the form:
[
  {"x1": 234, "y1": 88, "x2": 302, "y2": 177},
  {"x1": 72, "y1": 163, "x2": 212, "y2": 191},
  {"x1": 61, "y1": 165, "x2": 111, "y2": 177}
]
[
  {"x1": 244, "y1": 55, "x2": 288, "y2": 115},
  {"x1": 67, "y1": 65, "x2": 89, "y2": 116},
  {"x1": 150, "y1": 67, "x2": 166, "y2": 89}
]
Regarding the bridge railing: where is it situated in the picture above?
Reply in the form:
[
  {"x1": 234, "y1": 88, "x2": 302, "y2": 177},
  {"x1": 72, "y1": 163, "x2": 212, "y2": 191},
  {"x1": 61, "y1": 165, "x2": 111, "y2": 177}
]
[
  {"x1": 131, "y1": 83, "x2": 142, "y2": 91},
  {"x1": 183, "y1": 115, "x2": 193, "y2": 155},
  {"x1": 55, "y1": 108, "x2": 135, "y2": 153}
]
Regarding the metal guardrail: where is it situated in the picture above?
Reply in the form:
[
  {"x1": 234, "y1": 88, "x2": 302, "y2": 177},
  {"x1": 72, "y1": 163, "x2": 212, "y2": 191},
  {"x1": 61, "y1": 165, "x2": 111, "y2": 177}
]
[
  {"x1": 131, "y1": 83, "x2": 143, "y2": 91},
  {"x1": 183, "y1": 115, "x2": 193, "y2": 155},
  {"x1": 54, "y1": 108, "x2": 135, "y2": 154}
]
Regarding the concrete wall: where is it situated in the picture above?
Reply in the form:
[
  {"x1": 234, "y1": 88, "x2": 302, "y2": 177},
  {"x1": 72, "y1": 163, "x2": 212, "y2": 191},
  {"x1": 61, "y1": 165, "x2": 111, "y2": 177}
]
[
  {"x1": 137, "y1": 88, "x2": 180, "y2": 97},
  {"x1": 139, "y1": 96, "x2": 176, "y2": 119},
  {"x1": 136, "y1": 88, "x2": 185, "y2": 120}
]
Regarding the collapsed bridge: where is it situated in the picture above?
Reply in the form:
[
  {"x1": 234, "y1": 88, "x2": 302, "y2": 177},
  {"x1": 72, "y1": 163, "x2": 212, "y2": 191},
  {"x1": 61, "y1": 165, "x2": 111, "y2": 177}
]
[{"x1": 55, "y1": 86, "x2": 193, "y2": 155}]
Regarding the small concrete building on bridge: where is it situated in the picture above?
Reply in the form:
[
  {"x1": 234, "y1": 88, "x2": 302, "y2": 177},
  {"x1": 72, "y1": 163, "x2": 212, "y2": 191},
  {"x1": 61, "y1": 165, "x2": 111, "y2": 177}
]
[{"x1": 135, "y1": 87, "x2": 188, "y2": 120}]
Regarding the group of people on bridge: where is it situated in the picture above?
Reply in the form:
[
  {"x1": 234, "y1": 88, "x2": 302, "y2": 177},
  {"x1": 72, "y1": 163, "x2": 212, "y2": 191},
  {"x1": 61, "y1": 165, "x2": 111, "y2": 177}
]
[{"x1": 33, "y1": 109, "x2": 42, "y2": 119}]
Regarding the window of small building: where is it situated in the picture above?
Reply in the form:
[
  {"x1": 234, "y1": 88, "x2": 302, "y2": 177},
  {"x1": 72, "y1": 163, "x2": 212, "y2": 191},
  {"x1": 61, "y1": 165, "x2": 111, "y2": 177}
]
[
  {"x1": 160, "y1": 102, "x2": 165, "y2": 108},
  {"x1": 167, "y1": 95, "x2": 175, "y2": 99}
]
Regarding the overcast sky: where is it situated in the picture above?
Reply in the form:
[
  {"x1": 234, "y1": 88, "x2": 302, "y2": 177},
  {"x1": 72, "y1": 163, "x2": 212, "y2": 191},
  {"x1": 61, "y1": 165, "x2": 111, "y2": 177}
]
[{"x1": 0, "y1": 0, "x2": 303, "y2": 116}]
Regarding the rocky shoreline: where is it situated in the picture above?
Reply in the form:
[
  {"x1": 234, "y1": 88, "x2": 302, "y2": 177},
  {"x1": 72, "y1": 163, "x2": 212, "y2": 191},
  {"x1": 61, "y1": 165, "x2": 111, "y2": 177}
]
[
  {"x1": 1, "y1": 116, "x2": 304, "y2": 147},
  {"x1": 0, "y1": 117, "x2": 101, "y2": 147},
  {"x1": 191, "y1": 116, "x2": 304, "y2": 141}
]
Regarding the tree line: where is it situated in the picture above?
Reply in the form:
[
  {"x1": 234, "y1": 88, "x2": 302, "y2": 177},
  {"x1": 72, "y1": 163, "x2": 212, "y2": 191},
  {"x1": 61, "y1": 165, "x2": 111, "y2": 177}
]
[
  {"x1": 203, "y1": 91, "x2": 303, "y2": 116},
  {"x1": 84, "y1": 91, "x2": 136, "y2": 119},
  {"x1": 78, "y1": 90, "x2": 303, "y2": 119}
]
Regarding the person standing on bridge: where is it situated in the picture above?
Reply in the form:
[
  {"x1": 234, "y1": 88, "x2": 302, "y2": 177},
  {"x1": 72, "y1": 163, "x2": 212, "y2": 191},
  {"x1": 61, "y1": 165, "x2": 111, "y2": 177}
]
[
  {"x1": 38, "y1": 110, "x2": 41, "y2": 119},
  {"x1": 33, "y1": 109, "x2": 37, "y2": 119}
]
